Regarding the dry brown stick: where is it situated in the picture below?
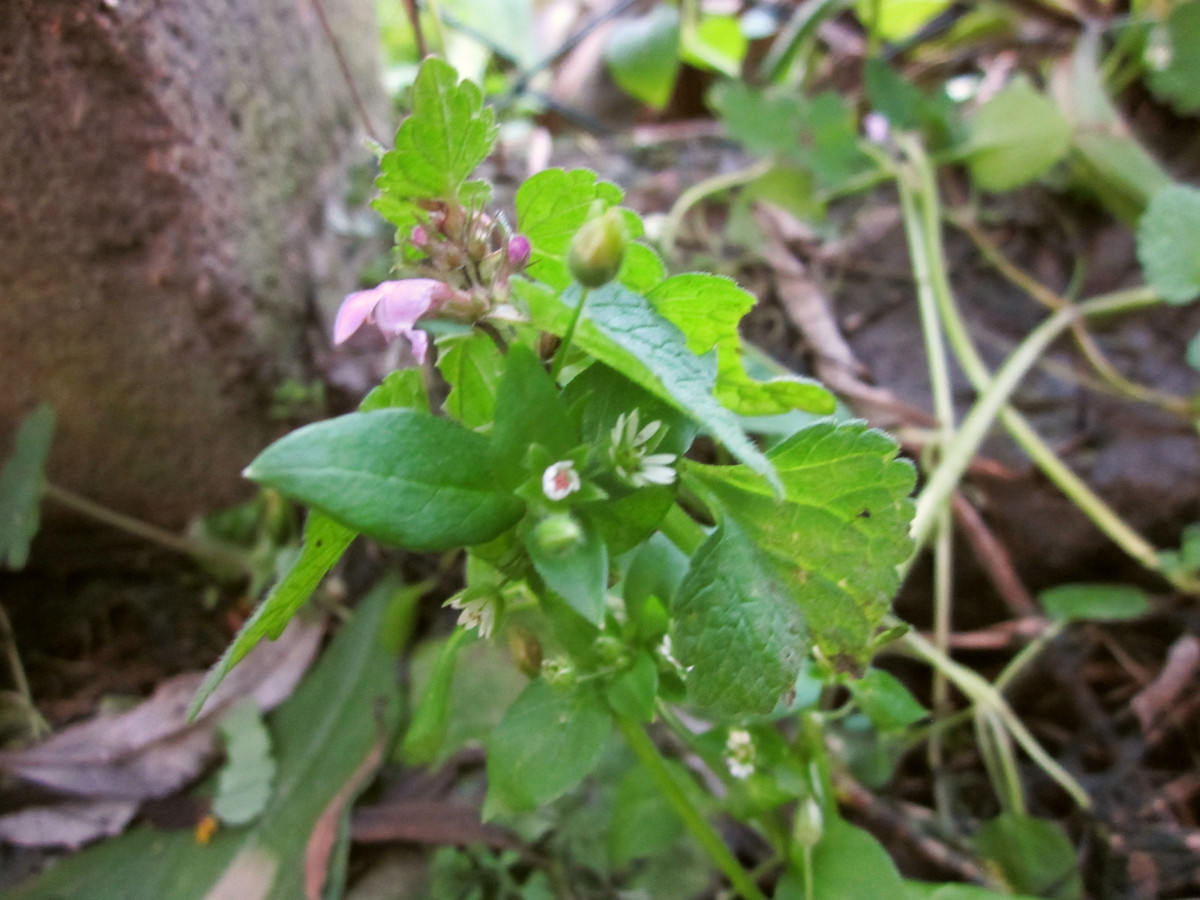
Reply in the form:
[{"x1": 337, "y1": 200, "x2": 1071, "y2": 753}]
[
  {"x1": 951, "y1": 491, "x2": 1040, "y2": 618},
  {"x1": 312, "y1": 0, "x2": 382, "y2": 145}
]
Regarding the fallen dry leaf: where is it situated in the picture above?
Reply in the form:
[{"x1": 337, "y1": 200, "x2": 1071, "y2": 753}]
[
  {"x1": 0, "y1": 799, "x2": 138, "y2": 850},
  {"x1": 0, "y1": 614, "x2": 324, "y2": 848}
]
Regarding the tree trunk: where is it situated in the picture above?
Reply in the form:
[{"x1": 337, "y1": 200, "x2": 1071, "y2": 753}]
[{"x1": 0, "y1": 0, "x2": 384, "y2": 530}]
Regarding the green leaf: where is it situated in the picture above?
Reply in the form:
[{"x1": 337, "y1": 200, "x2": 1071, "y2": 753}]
[
  {"x1": 604, "y1": 652, "x2": 659, "y2": 722},
  {"x1": 1137, "y1": 184, "x2": 1200, "y2": 304},
  {"x1": 437, "y1": 331, "x2": 506, "y2": 427},
  {"x1": 672, "y1": 518, "x2": 808, "y2": 718},
  {"x1": 400, "y1": 627, "x2": 469, "y2": 764},
  {"x1": 779, "y1": 818, "x2": 911, "y2": 899},
  {"x1": 965, "y1": 77, "x2": 1071, "y2": 192},
  {"x1": 864, "y1": 57, "x2": 959, "y2": 147},
  {"x1": 681, "y1": 14, "x2": 747, "y2": 77},
  {"x1": 974, "y1": 814, "x2": 1083, "y2": 900},
  {"x1": 1187, "y1": 330, "x2": 1200, "y2": 371},
  {"x1": 855, "y1": 0, "x2": 953, "y2": 41},
  {"x1": 484, "y1": 679, "x2": 612, "y2": 815},
  {"x1": 1146, "y1": 1, "x2": 1200, "y2": 114},
  {"x1": 523, "y1": 280, "x2": 780, "y2": 492},
  {"x1": 906, "y1": 883, "x2": 1042, "y2": 900},
  {"x1": 189, "y1": 511, "x2": 356, "y2": 718},
  {"x1": 9, "y1": 579, "x2": 403, "y2": 900},
  {"x1": 212, "y1": 699, "x2": 276, "y2": 826},
  {"x1": 492, "y1": 344, "x2": 577, "y2": 476},
  {"x1": 848, "y1": 668, "x2": 928, "y2": 730},
  {"x1": 683, "y1": 420, "x2": 916, "y2": 669},
  {"x1": 0, "y1": 403, "x2": 54, "y2": 570},
  {"x1": 374, "y1": 58, "x2": 497, "y2": 227},
  {"x1": 607, "y1": 760, "x2": 685, "y2": 866},
  {"x1": 563, "y1": 361, "x2": 695, "y2": 455},
  {"x1": 523, "y1": 513, "x2": 608, "y2": 625},
  {"x1": 244, "y1": 409, "x2": 524, "y2": 552},
  {"x1": 648, "y1": 274, "x2": 834, "y2": 416},
  {"x1": 1038, "y1": 583, "x2": 1149, "y2": 623},
  {"x1": 359, "y1": 368, "x2": 429, "y2": 413},
  {"x1": 708, "y1": 83, "x2": 869, "y2": 186},
  {"x1": 603, "y1": 6, "x2": 681, "y2": 110},
  {"x1": 516, "y1": 169, "x2": 626, "y2": 290}
]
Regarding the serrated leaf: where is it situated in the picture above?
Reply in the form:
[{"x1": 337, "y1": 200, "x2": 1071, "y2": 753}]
[
  {"x1": 672, "y1": 519, "x2": 808, "y2": 718},
  {"x1": 965, "y1": 77, "x2": 1071, "y2": 192},
  {"x1": 522, "y1": 280, "x2": 780, "y2": 491},
  {"x1": 1137, "y1": 184, "x2": 1200, "y2": 304},
  {"x1": 244, "y1": 409, "x2": 524, "y2": 552},
  {"x1": 683, "y1": 420, "x2": 916, "y2": 668},
  {"x1": 359, "y1": 369, "x2": 429, "y2": 413},
  {"x1": 515, "y1": 169, "x2": 626, "y2": 289},
  {"x1": 647, "y1": 274, "x2": 834, "y2": 416},
  {"x1": 212, "y1": 699, "x2": 275, "y2": 826},
  {"x1": 484, "y1": 679, "x2": 612, "y2": 815},
  {"x1": 1146, "y1": 1, "x2": 1200, "y2": 115},
  {"x1": 0, "y1": 404, "x2": 54, "y2": 570},
  {"x1": 190, "y1": 511, "x2": 355, "y2": 718},
  {"x1": 374, "y1": 58, "x2": 497, "y2": 228},
  {"x1": 10, "y1": 580, "x2": 402, "y2": 900},
  {"x1": 1038, "y1": 583, "x2": 1149, "y2": 623},
  {"x1": 603, "y1": 6, "x2": 681, "y2": 110}
]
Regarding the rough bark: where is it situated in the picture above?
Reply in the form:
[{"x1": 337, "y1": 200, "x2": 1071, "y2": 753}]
[{"x1": 0, "y1": 0, "x2": 384, "y2": 529}]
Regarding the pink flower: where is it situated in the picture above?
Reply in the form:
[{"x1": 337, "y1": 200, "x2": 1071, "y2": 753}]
[
  {"x1": 332, "y1": 279, "x2": 453, "y2": 363},
  {"x1": 507, "y1": 234, "x2": 531, "y2": 268}
]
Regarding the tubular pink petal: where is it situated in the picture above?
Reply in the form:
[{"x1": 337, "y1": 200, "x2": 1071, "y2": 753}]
[{"x1": 333, "y1": 289, "x2": 383, "y2": 345}]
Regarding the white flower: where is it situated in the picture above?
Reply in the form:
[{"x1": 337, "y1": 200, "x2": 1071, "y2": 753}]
[
  {"x1": 447, "y1": 593, "x2": 496, "y2": 639},
  {"x1": 609, "y1": 410, "x2": 676, "y2": 487},
  {"x1": 724, "y1": 728, "x2": 756, "y2": 779},
  {"x1": 542, "y1": 460, "x2": 581, "y2": 501}
]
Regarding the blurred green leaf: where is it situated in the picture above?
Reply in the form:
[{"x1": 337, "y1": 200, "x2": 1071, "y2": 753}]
[
  {"x1": 359, "y1": 368, "x2": 429, "y2": 414},
  {"x1": 848, "y1": 668, "x2": 928, "y2": 730},
  {"x1": 212, "y1": 699, "x2": 275, "y2": 826},
  {"x1": 607, "y1": 760, "x2": 685, "y2": 866},
  {"x1": 0, "y1": 403, "x2": 54, "y2": 570},
  {"x1": 974, "y1": 813, "x2": 1083, "y2": 900},
  {"x1": 965, "y1": 77, "x2": 1071, "y2": 191},
  {"x1": 1146, "y1": 0, "x2": 1200, "y2": 114},
  {"x1": 603, "y1": 6, "x2": 681, "y2": 110},
  {"x1": 438, "y1": 331, "x2": 506, "y2": 427},
  {"x1": 1038, "y1": 583, "x2": 1149, "y2": 623},
  {"x1": 484, "y1": 679, "x2": 612, "y2": 815},
  {"x1": 855, "y1": 0, "x2": 953, "y2": 41},
  {"x1": 1137, "y1": 184, "x2": 1200, "y2": 304}
]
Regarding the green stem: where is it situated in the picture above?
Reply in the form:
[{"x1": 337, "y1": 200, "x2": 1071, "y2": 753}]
[
  {"x1": 617, "y1": 716, "x2": 769, "y2": 900},
  {"x1": 897, "y1": 137, "x2": 1197, "y2": 593},
  {"x1": 660, "y1": 502, "x2": 707, "y2": 555},
  {"x1": 897, "y1": 624, "x2": 1091, "y2": 809},
  {"x1": 550, "y1": 287, "x2": 590, "y2": 381},
  {"x1": 43, "y1": 483, "x2": 252, "y2": 576},
  {"x1": 660, "y1": 159, "x2": 773, "y2": 261}
]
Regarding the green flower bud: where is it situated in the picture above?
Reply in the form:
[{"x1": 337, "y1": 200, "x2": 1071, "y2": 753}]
[
  {"x1": 533, "y1": 513, "x2": 584, "y2": 555},
  {"x1": 791, "y1": 796, "x2": 824, "y2": 850},
  {"x1": 567, "y1": 207, "x2": 627, "y2": 288}
]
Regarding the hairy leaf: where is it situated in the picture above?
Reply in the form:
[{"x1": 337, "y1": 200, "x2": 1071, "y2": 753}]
[
  {"x1": 683, "y1": 420, "x2": 915, "y2": 668},
  {"x1": 374, "y1": 58, "x2": 497, "y2": 228},
  {"x1": 672, "y1": 519, "x2": 808, "y2": 718},
  {"x1": 647, "y1": 274, "x2": 833, "y2": 416},
  {"x1": 522, "y1": 280, "x2": 779, "y2": 491}
]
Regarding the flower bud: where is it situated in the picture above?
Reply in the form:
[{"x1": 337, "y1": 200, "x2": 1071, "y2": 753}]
[
  {"x1": 533, "y1": 513, "x2": 584, "y2": 555},
  {"x1": 791, "y1": 796, "x2": 824, "y2": 850},
  {"x1": 567, "y1": 207, "x2": 627, "y2": 288},
  {"x1": 507, "y1": 233, "x2": 531, "y2": 269}
]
